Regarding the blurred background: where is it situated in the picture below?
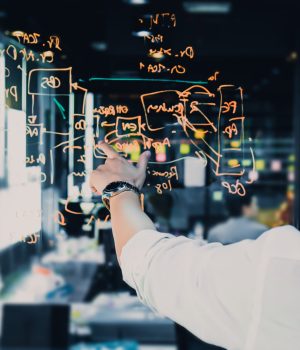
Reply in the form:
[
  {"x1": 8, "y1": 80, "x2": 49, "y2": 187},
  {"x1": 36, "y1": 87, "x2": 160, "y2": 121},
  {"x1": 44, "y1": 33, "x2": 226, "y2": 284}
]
[{"x1": 0, "y1": 0, "x2": 299, "y2": 349}]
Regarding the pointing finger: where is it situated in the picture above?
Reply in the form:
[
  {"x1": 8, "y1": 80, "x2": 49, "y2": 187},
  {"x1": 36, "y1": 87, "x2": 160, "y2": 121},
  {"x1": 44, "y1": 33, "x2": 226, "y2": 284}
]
[
  {"x1": 135, "y1": 151, "x2": 151, "y2": 188},
  {"x1": 98, "y1": 141, "x2": 120, "y2": 159},
  {"x1": 137, "y1": 151, "x2": 151, "y2": 174}
]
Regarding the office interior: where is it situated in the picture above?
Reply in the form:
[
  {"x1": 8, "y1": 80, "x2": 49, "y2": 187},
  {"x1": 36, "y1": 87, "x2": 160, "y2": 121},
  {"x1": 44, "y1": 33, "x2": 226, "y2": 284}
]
[{"x1": 0, "y1": 0, "x2": 299, "y2": 349}]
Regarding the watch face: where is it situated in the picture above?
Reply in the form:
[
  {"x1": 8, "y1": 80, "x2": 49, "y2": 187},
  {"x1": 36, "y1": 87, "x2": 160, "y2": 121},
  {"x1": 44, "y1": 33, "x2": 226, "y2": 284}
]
[{"x1": 104, "y1": 181, "x2": 125, "y2": 193}]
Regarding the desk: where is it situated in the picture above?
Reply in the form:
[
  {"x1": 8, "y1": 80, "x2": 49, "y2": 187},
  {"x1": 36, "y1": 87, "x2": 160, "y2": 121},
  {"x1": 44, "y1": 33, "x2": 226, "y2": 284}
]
[{"x1": 71, "y1": 294, "x2": 176, "y2": 344}]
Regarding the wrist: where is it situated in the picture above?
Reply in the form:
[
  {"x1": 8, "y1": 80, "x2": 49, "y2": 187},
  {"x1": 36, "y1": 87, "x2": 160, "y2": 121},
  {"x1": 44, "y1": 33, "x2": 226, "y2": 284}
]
[
  {"x1": 102, "y1": 181, "x2": 141, "y2": 210},
  {"x1": 110, "y1": 190, "x2": 141, "y2": 209}
]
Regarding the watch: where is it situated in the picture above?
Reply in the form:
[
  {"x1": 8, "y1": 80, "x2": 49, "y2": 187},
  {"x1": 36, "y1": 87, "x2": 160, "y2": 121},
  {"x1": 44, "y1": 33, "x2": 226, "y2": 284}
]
[{"x1": 101, "y1": 181, "x2": 143, "y2": 211}]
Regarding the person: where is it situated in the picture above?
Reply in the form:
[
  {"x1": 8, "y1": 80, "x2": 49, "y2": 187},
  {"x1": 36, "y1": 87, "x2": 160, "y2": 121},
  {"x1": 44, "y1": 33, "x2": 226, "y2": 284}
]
[
  {"x1": 89, "y1": 142, "x2": 300, "y2": 350},
  {"x1": 207, "y1": 192, "x2": 268, "y2": 244}
]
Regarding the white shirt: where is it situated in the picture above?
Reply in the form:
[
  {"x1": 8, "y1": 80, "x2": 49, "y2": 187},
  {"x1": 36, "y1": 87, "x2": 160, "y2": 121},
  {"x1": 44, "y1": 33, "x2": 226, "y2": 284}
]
[{"x1": 120, "y1": 225, "x2": 300, "y2": 350}]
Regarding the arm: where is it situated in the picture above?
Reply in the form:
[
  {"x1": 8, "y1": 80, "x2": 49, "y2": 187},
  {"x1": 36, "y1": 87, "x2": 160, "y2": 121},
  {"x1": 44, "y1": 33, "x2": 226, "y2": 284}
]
[
  {"x1": 89, "y1": 142, "x2": 154, "y2": 259},
  {"x1": 110, "y1": 191, "x2": 155, "y2": 258}
]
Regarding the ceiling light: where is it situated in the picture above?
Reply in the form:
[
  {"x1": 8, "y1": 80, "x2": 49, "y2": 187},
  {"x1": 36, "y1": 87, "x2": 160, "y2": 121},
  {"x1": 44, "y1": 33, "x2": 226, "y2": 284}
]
[
  {"x1": 148, "y1": 51, "x2": 164, "y2": 59},
  {"x1": 287, "y1": 51, "x2": 298, "y2": 62},
  {"x1": 124, "y1": 0, "x2": 149, "y2": 4},
  {"x1": 132, "y1": 30, "x2": 151, "y2": 37},
  {"x1": 91, "y1": 41, "x2": 107, "y2": 51},
  {"x1": 183, "y1": 2, "x2": 231, "y2": 14}
]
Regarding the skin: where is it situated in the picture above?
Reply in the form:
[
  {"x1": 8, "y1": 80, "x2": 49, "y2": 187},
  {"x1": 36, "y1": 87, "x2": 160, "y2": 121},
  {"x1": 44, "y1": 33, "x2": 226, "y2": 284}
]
[
  {"x1": 242, "y1": 197, "x2": 258, "y2": 218},
  {"x1": 89, "y1": 142, "x2": 156, "y2": 261}
]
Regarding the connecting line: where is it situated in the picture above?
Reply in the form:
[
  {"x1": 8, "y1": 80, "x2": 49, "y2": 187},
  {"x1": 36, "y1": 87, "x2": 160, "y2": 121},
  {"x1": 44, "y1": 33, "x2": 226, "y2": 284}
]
[
  {"x1": 98, "y1": 155, "x2": 204, "y2": 165},
  {"x1": 147, "y1": 156, "x2": 205, "y2": 165},
  {"x1": 53, "y1": 98, "x2": 67, "y2": 120},
  {"x1": 89, "y1": 77, "x2": 208, "y2": 85}
]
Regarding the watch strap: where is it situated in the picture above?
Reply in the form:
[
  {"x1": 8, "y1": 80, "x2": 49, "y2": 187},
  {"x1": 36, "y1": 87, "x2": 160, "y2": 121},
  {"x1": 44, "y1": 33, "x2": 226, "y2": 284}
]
[{"x1": 102, "y1": 181, "x2": 142, "y2": 211}]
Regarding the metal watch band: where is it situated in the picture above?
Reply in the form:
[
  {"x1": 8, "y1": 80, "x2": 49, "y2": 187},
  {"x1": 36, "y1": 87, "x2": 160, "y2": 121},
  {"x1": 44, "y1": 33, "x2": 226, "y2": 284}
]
[{"x1": 102, "y1": 181, "x2": 142, "y2": 211}]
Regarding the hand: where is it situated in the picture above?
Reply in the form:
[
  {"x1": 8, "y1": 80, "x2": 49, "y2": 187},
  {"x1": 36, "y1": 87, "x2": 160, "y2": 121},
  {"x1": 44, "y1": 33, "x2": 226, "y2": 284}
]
[{"x1": 89, "y1": 142, "x2": 151, "y2": 195}]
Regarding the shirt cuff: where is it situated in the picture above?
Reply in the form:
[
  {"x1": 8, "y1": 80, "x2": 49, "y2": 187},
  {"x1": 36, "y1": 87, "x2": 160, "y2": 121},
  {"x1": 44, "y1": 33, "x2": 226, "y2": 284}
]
[{"x1": 120, "y1": 229, "x2": 173, "y2": 292}]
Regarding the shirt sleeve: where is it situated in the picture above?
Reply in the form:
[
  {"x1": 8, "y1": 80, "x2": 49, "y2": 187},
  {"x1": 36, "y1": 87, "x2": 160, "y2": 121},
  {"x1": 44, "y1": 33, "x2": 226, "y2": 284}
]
[{"x1": 120, "y1": 229, "x2": 264, "y2": 349}]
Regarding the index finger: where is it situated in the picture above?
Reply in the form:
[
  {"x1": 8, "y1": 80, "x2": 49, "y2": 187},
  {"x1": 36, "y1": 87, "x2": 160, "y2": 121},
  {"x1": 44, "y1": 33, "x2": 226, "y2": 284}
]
[{"x1": 98, "y1": 141, "x2": 120, "y2": 159}]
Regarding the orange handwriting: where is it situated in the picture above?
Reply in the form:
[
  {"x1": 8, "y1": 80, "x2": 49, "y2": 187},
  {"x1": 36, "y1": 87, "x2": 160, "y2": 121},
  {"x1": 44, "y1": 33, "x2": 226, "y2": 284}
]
[{"x1": 222, "y1": 179, "x2": 246, "y2": 196}]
